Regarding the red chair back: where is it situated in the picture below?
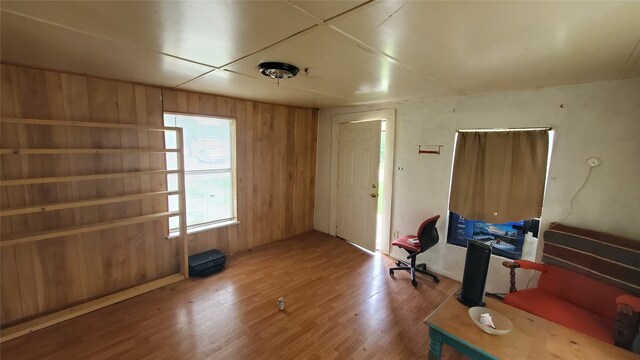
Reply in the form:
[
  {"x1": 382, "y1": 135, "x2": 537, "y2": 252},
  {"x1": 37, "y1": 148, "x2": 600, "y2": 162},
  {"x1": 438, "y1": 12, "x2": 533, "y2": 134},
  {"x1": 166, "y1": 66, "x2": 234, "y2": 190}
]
[{"x1": 417, "y1": 215, "x2": 440, "y2": 253}]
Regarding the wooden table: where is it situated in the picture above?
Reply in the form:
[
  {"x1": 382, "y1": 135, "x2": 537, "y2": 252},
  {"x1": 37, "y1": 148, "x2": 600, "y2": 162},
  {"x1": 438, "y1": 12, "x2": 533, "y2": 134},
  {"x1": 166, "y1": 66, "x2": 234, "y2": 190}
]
[{"x1": 425, "y1": 295, "x2": 639, "y2": 360}]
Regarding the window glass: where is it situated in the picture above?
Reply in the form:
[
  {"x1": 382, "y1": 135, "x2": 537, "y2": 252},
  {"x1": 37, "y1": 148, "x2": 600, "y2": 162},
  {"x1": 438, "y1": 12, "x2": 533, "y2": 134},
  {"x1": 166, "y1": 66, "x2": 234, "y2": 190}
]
[
  {"x1": 164, "y1": 113, "x2": 235, "y2": 231},
  {"x1": 447, "y1": 211, "x2": 539, "y2": 260}
]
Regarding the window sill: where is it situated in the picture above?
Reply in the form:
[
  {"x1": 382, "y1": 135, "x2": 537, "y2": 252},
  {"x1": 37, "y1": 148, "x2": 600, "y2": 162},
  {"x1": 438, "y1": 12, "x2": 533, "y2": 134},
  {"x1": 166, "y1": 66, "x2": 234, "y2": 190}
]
[{"x1": 167, "y1": 220, "x2": 239, "y2": 239}]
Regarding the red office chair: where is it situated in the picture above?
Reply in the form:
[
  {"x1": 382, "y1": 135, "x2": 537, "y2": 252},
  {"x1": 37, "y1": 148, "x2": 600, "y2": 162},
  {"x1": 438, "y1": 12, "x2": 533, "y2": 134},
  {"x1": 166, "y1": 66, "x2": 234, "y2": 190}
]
[{"x1": 389, "y1": 215, "x2": 440, "y2": 287}]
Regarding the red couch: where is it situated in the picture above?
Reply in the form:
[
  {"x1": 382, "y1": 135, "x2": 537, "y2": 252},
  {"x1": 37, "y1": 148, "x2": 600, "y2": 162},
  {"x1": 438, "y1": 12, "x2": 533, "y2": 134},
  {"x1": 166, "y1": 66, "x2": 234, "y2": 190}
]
[{"x1": 504, "y1": 260, "x2": 640, "y2": 346}]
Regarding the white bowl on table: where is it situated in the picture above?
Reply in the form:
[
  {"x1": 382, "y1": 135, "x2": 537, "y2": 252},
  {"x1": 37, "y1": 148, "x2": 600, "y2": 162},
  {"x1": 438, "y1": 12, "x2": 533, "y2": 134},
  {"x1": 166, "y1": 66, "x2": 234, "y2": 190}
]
[{"x1": 468, "y1": 307, "x2": 513, "y2": 335}]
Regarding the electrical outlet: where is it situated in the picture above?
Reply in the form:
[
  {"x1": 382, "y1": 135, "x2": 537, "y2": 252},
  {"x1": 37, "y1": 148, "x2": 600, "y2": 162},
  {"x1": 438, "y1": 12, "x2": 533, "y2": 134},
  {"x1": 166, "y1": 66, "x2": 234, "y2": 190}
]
[{"x1": 392, "y1": 229, "x2": 400, "y2": 238}]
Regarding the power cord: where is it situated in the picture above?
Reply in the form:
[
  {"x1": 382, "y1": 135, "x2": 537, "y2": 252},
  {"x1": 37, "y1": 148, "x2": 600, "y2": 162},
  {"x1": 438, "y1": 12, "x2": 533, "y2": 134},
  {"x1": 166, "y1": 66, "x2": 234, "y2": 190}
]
[
  {"x1": 530, "y1": 162, "x2": 594, "y2": 290},
  {"x1": 548, "y1": 165, "x2": 594, "y2": 230}
]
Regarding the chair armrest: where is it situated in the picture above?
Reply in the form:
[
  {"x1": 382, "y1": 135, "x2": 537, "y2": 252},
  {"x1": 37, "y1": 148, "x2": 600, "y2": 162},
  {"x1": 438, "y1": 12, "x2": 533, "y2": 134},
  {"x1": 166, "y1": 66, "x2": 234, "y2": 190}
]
[{"x1": 614, "y1": 295, "x2": 640, "y2": 350}]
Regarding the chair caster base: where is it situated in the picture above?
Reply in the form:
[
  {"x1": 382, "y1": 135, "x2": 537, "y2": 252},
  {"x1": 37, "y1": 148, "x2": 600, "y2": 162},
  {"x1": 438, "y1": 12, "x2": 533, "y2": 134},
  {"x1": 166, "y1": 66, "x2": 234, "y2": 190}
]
[{"x1": 389, "y1": 260, "x2": 440, "y2": 287}]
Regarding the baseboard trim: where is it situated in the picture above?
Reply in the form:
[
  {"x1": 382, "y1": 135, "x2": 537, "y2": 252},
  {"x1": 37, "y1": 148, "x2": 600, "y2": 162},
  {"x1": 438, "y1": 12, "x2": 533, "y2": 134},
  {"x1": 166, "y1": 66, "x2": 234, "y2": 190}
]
[{"x1": 0, "y1": 273, "x2": 184, "y2": 343}]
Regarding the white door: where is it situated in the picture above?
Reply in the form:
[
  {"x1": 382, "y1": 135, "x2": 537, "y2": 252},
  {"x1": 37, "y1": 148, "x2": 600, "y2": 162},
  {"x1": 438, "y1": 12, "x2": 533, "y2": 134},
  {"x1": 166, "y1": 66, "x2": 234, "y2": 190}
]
[{"x1": 336, "y1": 121, "x2": 381, "y2": 252}]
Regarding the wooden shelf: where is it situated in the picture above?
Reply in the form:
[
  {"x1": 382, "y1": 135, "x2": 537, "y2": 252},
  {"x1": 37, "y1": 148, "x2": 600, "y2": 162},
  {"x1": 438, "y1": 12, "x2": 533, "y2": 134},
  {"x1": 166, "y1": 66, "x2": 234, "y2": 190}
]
[
  {"x1": 0, "y1": 117, "x2": 188, "y2": 273},
  {"x1": 1, "y1": 117, "x2": 181, "y2": 132},
  {"x1": 1, "y1": 211, "x2": 181, "y2": 247},
  {"x1": 0, "y1": 116, "x2": 190, "y2": 338},
  {"x1": 1, "y1": 191, "x2": 179, "y2": 217},
  {"x1": 0, "y1": 148, "x2": 180, "y2": 155},
  {"x1": 1, "y1": 170, "x2": 180, "y2": 186},
  {"x1": 0, "y1": 95, "x2": 190, "y2": 340}
]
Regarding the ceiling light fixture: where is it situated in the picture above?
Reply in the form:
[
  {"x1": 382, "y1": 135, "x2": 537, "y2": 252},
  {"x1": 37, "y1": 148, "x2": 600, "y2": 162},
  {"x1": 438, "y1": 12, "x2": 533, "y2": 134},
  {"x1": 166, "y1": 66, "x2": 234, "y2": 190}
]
[{"x1": 258, "y1": 62, "x2": 299, "y2": 86}]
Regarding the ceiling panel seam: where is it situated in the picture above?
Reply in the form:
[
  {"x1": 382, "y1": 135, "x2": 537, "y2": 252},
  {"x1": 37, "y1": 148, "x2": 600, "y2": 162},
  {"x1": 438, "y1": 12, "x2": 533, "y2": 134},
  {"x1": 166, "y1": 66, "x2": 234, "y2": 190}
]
[
  {"x1": 617, "y1": 36, "x2": 640, "y2": 79},
  {"x1": 326, "y1": 25, "x2": 464, "y2": 96},
  {"x1": 283, "y1": 0, "x2": 376, "y2": 25},
  {"x1": 172, "y1": 69, "x2": 218, "y2": 89},
  {"x1": 2, "y1": 6, "x2": 326, "y2": 90},
  {"x1": 213, "y1": 25, "x2": 318, "y2": 70},
  {"x1": 177, "y1": 68, "x2": 351, "y2": 102},
  {"x1": 283, "y1": 1, "x2": 325, "y2": 25},
  {"x1": 0, "y1": 9, "x2": 219, "y2": 73},
  {"x1": 324, "y1": 0, "x2": 376, "y2": 23},
  {"x1": 176, "y1": 24, "x2": 321, "y2": 89},
  {"x1": 190, "y1": 0, "x2": 377, "y2": 88},
  {"x1": 288, "y1": 0, "x2": 464, "y2": 96},
  {"x1": 373, "y1": 2, "x2": 407, "y2": 29}
]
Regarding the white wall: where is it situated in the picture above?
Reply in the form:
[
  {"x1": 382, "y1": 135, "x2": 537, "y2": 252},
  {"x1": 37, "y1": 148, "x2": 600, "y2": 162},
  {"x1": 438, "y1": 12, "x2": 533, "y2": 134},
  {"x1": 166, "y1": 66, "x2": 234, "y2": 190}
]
[{"x1": 314, "y1": 78, "x2": 640, "y2": 294}]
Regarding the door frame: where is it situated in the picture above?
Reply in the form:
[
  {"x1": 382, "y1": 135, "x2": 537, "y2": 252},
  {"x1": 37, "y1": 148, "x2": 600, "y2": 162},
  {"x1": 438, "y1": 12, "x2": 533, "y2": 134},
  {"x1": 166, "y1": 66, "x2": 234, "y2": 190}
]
[{"x1": 329, "y1": 109, "x2": 396, "y2": 254}]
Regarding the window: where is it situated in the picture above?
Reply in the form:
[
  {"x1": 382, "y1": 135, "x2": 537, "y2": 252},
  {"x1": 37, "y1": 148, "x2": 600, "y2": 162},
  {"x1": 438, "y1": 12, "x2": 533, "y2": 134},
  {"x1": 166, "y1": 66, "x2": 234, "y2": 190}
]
[
  {"x1": 447, "y1": 211, "x2": 540, "y2": 259},
  {"x1": 446, "y1": 129, "x2": 552, "y2": 259},
  {"x1": 164, "y1": 113, "x2": 236, "y2": 232}
]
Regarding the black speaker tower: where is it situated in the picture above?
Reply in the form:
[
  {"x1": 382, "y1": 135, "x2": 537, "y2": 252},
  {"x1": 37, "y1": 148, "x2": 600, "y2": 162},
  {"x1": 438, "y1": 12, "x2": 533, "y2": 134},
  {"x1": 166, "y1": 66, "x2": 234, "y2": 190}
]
[{"x1": 458, "y1": 240, "x2": 492, "y2": 307}]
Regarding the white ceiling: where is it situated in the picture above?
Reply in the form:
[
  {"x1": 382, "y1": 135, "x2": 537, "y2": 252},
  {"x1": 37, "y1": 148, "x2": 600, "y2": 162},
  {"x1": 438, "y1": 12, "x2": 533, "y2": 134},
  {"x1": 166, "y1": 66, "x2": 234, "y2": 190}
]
[{"x1": 1, "y1": 1, "x2": 639, "y2": 108}]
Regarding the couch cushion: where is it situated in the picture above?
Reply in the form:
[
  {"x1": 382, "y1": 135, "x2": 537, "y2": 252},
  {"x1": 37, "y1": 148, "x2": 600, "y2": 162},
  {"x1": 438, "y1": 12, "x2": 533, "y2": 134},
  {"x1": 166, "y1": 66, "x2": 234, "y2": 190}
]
[
  {"x1": 504, "y1": 288, "x2": 614, "y2": 343},
  {"x1": 538, "y1": 264, "x2": 627, "y2": 321}
]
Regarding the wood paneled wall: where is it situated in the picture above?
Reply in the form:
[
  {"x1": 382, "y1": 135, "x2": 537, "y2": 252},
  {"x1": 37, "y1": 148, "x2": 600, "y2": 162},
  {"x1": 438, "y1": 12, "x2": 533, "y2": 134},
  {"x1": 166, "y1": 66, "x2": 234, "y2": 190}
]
[
  {"x1": 162, "y1": 89, "x2": 317, "y2": 255},
  {"x1": 0, "y1": 64, "x2": 317, "y2": 326}
]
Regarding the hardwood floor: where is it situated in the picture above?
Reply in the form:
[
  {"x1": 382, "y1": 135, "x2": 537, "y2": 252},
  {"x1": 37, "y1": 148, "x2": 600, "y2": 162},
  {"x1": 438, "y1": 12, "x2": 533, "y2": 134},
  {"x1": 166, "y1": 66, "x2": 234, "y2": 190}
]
[{"x1": 1, "y1": 231, "x2": 467, "y2": 360}]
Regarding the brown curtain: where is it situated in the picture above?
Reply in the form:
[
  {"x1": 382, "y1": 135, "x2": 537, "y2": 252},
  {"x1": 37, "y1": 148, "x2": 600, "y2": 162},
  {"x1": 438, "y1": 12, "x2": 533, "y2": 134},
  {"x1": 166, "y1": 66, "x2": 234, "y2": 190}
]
[{"x1": 449, "y1": 130, "x2": 549, "y2": 223}]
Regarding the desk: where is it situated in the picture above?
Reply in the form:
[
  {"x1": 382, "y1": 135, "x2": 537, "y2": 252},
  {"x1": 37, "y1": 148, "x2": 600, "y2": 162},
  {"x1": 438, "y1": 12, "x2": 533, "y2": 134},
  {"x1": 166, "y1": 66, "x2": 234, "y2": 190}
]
[{"x1": 425, "y1": 296, "x2": 638, "y2": 360}]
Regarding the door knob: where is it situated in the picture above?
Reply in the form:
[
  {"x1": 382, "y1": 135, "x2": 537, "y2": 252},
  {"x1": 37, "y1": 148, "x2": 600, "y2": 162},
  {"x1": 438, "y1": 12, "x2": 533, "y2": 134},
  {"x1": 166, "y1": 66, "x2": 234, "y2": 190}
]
[{"x1": 370, "y1": 193, "x2": 378, "y2": 198}]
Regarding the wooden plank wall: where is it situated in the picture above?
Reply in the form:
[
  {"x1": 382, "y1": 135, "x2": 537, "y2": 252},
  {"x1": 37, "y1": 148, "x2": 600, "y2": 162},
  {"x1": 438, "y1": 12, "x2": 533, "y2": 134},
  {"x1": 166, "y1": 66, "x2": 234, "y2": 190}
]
[
  {"x1": 162, "y1": 89, "x2": 317, "y2": 255},
  {"x1": 0, "y1": 64, "x2": 318, "y2": 326},
  {"x1": 0, "y1": 64, "x2": 177, "y2": 326}
]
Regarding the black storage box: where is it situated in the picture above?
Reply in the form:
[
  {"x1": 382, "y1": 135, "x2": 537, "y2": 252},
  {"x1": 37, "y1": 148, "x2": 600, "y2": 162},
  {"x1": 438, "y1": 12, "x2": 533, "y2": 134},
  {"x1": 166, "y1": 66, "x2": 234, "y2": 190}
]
[{"x1": 188, "y1": 249, "x2": 226, "y2": 277}]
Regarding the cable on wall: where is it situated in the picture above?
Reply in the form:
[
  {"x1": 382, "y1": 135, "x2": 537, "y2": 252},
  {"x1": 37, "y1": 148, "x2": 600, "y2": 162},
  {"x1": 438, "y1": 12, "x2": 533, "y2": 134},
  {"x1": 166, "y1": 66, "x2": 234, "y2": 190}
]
[{"x1": 549, "y1": 163, "x2": 596, "y2": 230}]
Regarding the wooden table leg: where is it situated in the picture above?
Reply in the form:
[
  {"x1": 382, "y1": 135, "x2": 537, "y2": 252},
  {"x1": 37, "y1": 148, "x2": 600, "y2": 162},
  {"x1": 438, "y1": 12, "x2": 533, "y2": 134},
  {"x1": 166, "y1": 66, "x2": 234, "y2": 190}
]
[{"x1": 428, "y1": 326, "x2": 443, "y2": 360}]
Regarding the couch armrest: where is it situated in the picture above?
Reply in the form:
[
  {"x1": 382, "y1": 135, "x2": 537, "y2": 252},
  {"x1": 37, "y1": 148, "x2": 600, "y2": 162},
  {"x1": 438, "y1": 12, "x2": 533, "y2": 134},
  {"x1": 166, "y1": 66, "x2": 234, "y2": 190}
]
[
  {"x1": 502, "y1": 261, "x2": 520, "y2": 270},
  {"x1": 502, "y1": 261, "x2": 520, "y2": 293},
  {"x1": 617, "y1": 295, "x2": 640, "y2": 313},
  {"x1": 501, "y1": 260, "x2": 546, "y2": 293},
  {"x1": 614, "y1": 294, "x2": 640, "y2": 350},
  {"x1": 515, "y1": 260, "x2": 548, "y2": 273}
]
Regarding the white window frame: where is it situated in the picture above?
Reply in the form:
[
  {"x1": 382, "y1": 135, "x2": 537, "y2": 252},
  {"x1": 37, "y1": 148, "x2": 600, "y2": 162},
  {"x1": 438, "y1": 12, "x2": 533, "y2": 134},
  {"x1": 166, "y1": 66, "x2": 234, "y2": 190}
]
[{"x1": 164, "y1": 112, "x2": 238, "y2": 236}]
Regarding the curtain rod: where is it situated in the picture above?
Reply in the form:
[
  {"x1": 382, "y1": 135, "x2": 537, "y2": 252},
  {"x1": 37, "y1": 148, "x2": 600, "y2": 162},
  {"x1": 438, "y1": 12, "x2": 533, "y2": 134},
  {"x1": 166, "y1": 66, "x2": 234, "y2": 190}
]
[{"x1": 457, "y1": 127, "x2": 552, "y2": 133}]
